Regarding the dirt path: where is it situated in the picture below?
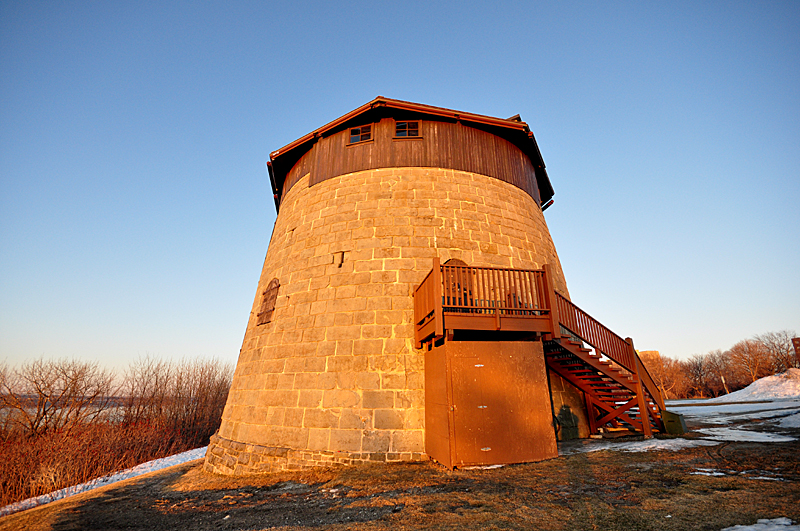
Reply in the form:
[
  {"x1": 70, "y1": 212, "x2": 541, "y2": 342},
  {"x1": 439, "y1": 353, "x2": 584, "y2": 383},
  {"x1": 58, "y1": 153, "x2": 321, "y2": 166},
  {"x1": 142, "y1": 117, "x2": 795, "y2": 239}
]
[{"x1": 2, "y1": 432, "x2": 798, "y2": 531}]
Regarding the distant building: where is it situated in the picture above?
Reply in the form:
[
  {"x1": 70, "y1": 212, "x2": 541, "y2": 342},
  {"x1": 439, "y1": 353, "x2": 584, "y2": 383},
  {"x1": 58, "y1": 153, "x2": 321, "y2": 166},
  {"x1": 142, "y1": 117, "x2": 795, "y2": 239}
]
[{"x1": 205, "y1": 98, "x2": 664, "y2": 474}]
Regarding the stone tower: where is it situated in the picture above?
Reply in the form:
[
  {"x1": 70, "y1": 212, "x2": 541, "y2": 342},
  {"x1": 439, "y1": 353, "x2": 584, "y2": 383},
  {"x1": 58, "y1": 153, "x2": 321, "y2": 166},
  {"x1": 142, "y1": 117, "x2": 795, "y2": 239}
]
[{"x1": 205, "y1": 97, "x2": 571, "y2": 474}]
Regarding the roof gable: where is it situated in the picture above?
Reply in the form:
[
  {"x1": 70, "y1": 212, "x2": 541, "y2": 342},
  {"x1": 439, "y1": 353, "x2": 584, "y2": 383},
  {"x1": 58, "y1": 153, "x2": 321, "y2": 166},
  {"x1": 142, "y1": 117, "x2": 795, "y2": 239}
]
[{"x1": 267, "y1": 97, "x2": 554, "y2": 208}]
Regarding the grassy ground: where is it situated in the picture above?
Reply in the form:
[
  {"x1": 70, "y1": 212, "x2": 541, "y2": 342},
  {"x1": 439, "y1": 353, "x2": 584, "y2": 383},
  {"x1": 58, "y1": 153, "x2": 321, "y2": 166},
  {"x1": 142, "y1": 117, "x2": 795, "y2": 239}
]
[{"x1": 2, "y1": 435, "x2": 798, "y2": 531}]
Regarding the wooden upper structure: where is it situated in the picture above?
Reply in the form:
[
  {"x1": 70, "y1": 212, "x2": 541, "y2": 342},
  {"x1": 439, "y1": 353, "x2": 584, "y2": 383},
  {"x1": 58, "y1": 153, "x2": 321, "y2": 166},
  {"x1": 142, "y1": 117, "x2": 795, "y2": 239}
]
[{"x1": 267, "y1": 97, "x2": 555, "y2": 211}]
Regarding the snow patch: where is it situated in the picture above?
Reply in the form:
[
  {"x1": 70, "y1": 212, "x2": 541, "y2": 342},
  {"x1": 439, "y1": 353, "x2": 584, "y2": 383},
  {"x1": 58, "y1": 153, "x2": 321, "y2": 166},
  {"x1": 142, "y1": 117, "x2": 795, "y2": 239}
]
[
  {"x1": 559, "y1": 437, "x2": 719, "y2": 455},
  {"x1": 667, "y1": 400, "x2": 800, "y2": 425},
  {"x1": 696, "y1": 428, "x2": 796, "y2": 443},
  {"x1": 0, "y1": 447, "x2": 207, "y2": 517},
  {"x1": 778, "y1": 412, "x2": 800, "y2": 428},
  {"x1": 690, "y1": 468, "x2": 726, "y2": 476},
  {"x1": 710, "y1": 369, "x2": 800, "y2": 403},
  {"x1": 721, "y1": 518, "x2": 799, "y2": 530}
]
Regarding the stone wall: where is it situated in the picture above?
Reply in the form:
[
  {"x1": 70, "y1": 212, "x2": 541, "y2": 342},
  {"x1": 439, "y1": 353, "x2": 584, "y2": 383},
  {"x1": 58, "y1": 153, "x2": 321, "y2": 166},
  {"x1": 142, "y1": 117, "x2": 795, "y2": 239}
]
[
  {"x1": 206, "y1": 167, "x2": 569, "y2": 474},
  {"x1": 548, "y1": 370, "x2": 591, "y2": 440}
]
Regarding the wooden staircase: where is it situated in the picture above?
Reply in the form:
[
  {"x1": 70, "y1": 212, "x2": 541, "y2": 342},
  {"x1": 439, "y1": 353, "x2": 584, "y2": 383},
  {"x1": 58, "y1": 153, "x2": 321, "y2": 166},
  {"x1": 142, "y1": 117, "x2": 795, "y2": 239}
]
[
  {"x1": 545, "y1": 337, "x2": 664, "y2": 436},
  {"x1": 545, "y1": 292, "x2": 665, "y2": 436},
  {"x1": 413, "y1": 260, "x2": 666, "y2": 437}
]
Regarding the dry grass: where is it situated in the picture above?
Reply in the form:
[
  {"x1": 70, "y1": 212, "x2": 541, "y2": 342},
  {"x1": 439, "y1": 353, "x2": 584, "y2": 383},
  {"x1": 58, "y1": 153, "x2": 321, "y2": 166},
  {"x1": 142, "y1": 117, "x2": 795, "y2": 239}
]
[
  {"x1": 0, "y1": 422, "x2": 184, "y2": 506},
  {"x1": 2, "y1": 438, "x2": 798, "y2": 531}
]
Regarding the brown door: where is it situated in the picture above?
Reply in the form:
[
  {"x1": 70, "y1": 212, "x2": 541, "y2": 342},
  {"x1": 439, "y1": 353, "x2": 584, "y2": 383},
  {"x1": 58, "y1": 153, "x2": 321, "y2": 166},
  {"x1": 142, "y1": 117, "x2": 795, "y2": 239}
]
[{"x1": 449, "y1": 342, "x2": 558, "y2": 467}]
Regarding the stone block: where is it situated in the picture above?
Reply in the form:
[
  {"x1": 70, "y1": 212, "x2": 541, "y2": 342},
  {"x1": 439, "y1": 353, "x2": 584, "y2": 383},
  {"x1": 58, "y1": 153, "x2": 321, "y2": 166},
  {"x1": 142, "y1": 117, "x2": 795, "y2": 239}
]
[
  {"x1": 362, "y1": 431, "x2": 391, "y2": 453},
  {"x1": 395, "y1": 390, "x2": 425, "y2": 409},
  {"x1": 361, "y1": 325, "x2": 392, "y2": 339},
  {"x1": 298, "y1": 390, "x2": 323, "y2": 408},
  {"x1": 375, "y1": 310, "x2": 404, "y2": 325},
  {"x1": 307, "y1": 428, "x2": 330, "y2": 451},
  {"x1": 269, "y1": 426, "x2": 309, "y2": 449},
  {"x1": 336, "y1": 371, "x2": 355, "y2": 389},
  {"x1": 370, "y1": 270, "x2": 398, "y2": 283},
  {"x1": 339, "y1": 409, "x2": 370, "y2": 429},
  {"x1": 362, "y1": 390, "x2": 394, "y2": 409},
  {"x1": 352, "y1": 310, "x2": 376, "y2": 325},
  {"x1": 391, "y1": 430, "x2": 424, "y2": 453},
  {"x1": 381, "y1": 372, "x2": 406, "y2": 390},
  {"x1": 284, "y1": 408, "x2": 304, "y2": 428},
  {"x1": 355, "y1": 284, "x2": 383, "y2": 298},
  {"x1": 317, "y1": 372, "x2": 337, "y2": 390},
  {"x1": 329, "y1": 429, "x2": 362, "y2": 452},
  {"x1": 353, "y1": 260, "x2": 384, "y2": 272},
  {"x1": 327, "y1": 299, "x2": 367, "y2": 314},
  {"x1": 303, "y1": 357, "x2": 326, "y2": 372},
  {"x1": 374, "y1": 410, "x2": 404, "y2": 430},
  {"x1": 366, "y1": 297, "x2": 392, "y2": 310},
  {"x1": 263, "y1": 405, "x2": 286, "y2": 428},
  {"x1": 333, "y1": 312, "x2": 353, "y2": 326},
  {"x1": 270, "y1": 390, "x2": 299, "y2": 408},
  {"x1": 355, "y1": 371, "x2": 381, "y2": 389},
  {"x1": 322, "y1": 389, "x2": 360, "y2": 408},
  {"x1": 303, "y1": 408, "x2": 340, "y2": 429},
  {"x1": 325, "y1": 323, "x2": 362, "y2": 340},
  {"x1": 309, "y1": 301, "x2": 328, "y2": 315},
  {"x1": 276, "y1": 374, "x2": 296, "y2": 390}
]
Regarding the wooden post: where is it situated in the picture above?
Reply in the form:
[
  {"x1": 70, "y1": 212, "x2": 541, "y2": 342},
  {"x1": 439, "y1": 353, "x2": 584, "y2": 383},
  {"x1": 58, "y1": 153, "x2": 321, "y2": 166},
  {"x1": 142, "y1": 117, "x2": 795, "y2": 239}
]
[
  {"x1": 433, "y1": 257, "x2": 444, "y2": 340},
  {"x1": 585, "y1": 394, "x2": 598, "y2": 435},
  {"x1": 627, "y1": 337, "x2": 652, "y2": 438},
  {"x1": 542, "y1": 264, "x2": 561, "y2": 340}
]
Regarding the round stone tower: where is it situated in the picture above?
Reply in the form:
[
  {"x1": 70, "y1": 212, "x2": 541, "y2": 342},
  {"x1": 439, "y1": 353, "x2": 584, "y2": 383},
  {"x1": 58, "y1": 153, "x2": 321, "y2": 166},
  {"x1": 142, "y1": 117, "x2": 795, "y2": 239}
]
[{"x1": 205, "y1": 97, "x2": 570, "y2": 474}]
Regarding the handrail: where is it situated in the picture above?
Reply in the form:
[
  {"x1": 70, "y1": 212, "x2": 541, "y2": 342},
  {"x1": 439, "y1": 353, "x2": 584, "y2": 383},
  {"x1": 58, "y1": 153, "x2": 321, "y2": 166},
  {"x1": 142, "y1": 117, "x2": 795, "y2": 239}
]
[
  {"x1": 554, "y1": 292, "x2": 635, "y2": 372},
  {"x1": 413, "y1": 258, "x2": 443, "y2": 348},
  {"x1": 413, "y1": 266, "x2": 437, "y2": 326},
  {"x1": 555, "y1": 291, "x2": 665, "y2": 411}
]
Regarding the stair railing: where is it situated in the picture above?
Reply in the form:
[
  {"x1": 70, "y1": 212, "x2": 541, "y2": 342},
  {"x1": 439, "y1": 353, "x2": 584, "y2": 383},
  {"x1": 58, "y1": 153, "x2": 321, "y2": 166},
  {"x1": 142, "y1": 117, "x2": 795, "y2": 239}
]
[
  {"x1": 553, "y1": 292, "x2": 636, "y2": 372},
  {"x1": 552, "y1": 290, "x2": 665, "y2": 413}
]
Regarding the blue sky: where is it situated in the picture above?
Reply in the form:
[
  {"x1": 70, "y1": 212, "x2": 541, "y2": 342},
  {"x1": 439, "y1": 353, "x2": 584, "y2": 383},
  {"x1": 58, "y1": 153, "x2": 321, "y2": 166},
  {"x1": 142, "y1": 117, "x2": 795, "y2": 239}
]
[{"x1": 1, "y1": 1, "x2": 798, "y2": 372}]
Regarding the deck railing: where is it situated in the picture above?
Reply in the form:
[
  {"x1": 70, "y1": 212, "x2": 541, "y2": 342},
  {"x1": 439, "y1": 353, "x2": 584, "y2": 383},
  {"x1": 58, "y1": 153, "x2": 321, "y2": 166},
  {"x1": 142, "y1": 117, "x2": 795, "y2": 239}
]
[
  {"x1": 414, "y1": 259, "x2": 555, "y2": 347},
  {"x1": 441, "y1": 263, "x2": 549, "y2": 317}
]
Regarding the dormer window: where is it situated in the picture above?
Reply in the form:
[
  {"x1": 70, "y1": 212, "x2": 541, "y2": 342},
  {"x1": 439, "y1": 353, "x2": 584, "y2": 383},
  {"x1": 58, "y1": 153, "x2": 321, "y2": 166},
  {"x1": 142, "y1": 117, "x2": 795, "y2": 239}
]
[
  {"x1": 395, "y1": 121, "x2": 419, "y2": 137},
  {"x1": 349, "y1": 125, "x2": 372, "y2": 144}
]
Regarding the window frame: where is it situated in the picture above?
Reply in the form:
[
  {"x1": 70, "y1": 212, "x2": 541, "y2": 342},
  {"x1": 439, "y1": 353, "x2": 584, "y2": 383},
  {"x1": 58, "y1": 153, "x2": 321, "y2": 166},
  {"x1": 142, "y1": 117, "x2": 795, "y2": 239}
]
[
  {"x1": 347, "y1": 124, "x2": 373, "y2": 146},
  {"x1": 393, "y1": 120, "x2": 422, "y2": 140}
]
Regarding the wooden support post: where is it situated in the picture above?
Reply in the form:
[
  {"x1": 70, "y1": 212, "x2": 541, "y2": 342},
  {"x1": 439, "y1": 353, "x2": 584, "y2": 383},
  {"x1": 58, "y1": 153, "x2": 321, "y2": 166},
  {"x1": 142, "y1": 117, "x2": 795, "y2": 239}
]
[
  {"x1": 542, "y1": 264, "x2": 561, "y2": 340},
  {"x1": 627, "y1": 337, "x2": 652, "y2": 438},
  {"x1": 585, "y1": 394, "x2": 598, "y2": 434}
]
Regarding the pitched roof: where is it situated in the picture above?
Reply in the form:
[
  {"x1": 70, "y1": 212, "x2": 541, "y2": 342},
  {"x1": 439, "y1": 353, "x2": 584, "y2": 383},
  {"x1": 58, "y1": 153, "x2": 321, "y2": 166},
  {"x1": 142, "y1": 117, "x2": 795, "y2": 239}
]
[{"x1": 267, "y1": 96, "x2": 554, "y2": 205}]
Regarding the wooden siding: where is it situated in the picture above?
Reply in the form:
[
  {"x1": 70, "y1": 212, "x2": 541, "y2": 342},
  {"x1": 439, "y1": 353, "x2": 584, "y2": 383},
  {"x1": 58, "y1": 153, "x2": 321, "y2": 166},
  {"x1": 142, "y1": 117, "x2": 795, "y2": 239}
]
[{"x1": 281, "y1": 118, "x2": 542, "y2": 205}]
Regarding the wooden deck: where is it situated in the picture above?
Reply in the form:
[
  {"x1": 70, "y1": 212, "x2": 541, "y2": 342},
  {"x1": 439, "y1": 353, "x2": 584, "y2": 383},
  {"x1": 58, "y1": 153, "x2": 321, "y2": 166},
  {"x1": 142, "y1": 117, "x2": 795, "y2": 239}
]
[
  {"x1": 414, "y1": 259, "x2": 666, "y2": 437},
  {"x1": 413, "y1": 259, "x2": 558, "y2": 347}
]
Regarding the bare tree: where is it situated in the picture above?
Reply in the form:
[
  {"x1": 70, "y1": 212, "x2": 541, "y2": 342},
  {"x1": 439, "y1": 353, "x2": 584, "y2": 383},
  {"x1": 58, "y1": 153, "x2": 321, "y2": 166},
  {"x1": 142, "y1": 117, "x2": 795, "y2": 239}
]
[
  {"x1": 639, "y1": 351, "x2": 690, "y2": 399},
  {"x1": 120, "y1": 357, "x2": 232, "y2": 446},
  {"x1": 120, "y1": 356, "x2": 173, "y2": 426},
  {"x1": 728, "y1": 339, "x2": 772, "y2": 383},
  {"x1": 754, "y1": 330, "x2": 798, "y2": 373},
  {"x1": 0, "y1": 358, "x2": 117, "y2": 437},
  {"x1": 684, "y1": 354, "x2": 711, "y2": 398},
  {"x1": 703, "y1": 350, "x2": 741, "y2": 396}
]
